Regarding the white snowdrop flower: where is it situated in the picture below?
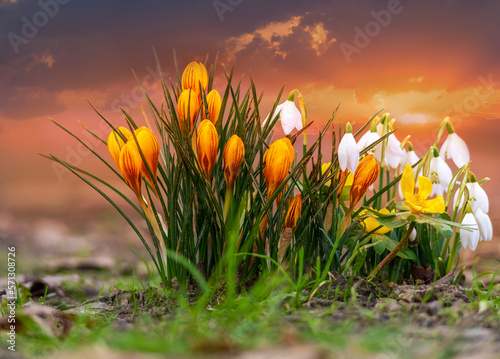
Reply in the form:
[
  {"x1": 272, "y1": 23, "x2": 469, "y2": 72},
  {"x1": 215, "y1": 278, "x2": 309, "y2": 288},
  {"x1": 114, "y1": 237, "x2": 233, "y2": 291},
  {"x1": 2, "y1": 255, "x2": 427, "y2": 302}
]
[
  {"x1": 440, "y1": 120, "x2": 470, "y2": 168},
  {"x1": 453, "y1": 177, "x2": 489, "y2": 214},
  {"x1": 474, "y1": 208, "x2": 493, "y2": 242},
  {"x1": 263, "y1": 92, "x2": 302, "y2": 135},
  {"x1": 399, "y1": 142, "x2": 420, "y2": 172},
  {"x1": 429, "y1": 148, "x2": 453, "y2": 196},
  {"x1": 338, "y1": 122, "x2": 359, "y2": 173},
  {"x1": 385, "y1": 133, "x2": 405, "y2": 169},
  {"x1": 460, "y1": 212, "x2": 479, "y2": 251},
  {"x1": 357, "y1": 121, "x2": 382, "y2": 162}
]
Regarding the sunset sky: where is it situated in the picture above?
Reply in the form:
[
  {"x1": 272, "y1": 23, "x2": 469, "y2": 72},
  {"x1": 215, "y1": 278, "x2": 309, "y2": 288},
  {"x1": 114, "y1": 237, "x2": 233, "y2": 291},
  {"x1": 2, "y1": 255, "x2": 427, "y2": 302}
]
[{"x1": 0, "y1": 0, "x2": 499, "y2": 221}]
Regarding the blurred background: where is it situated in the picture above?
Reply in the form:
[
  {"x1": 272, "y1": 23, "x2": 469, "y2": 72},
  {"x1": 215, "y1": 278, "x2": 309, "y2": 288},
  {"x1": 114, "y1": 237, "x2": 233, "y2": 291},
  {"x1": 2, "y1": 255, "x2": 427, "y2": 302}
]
[{"x1": 0, "y1": 0, "x2": 499, "y2": 270}]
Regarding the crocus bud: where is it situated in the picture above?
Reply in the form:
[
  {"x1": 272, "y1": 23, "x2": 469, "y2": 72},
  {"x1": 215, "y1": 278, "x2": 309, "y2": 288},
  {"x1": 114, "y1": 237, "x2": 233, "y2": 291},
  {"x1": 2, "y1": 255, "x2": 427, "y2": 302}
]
[
  {"x1": 350, "y1": 154, "x2": 379, "y2": 208},
  {"x1": 264, "y1": 139, "x2": 292, "y2": 198},
  {"x1": 181, "y1": 61, "x2": 208, "y2": 96},
  {"x1": 119, "y1": 140, "x2": 143, "y2": 198},
  {"x1": 134, "y1": 127, "x2": 159, "y2": 186},
  {"x1": 205, "y1": 89, "x2": 222, "y2": 125},
  {"x1": 223, "y1": 134, "x2": 245, "y2": 188},
  {"x1": 197, "y1": 120, "x2": 219, "y2": 180},
  {"x1": 280, "y1": 137, "x2": 295, "y2": 163},
  {"x1": 108, "y1": 127, "x2": 132, "y2": 166},
  {"x1": 284, "y1": 194, "x2": 302, "y2": 231},
  {"x1": 177, "y1": 89, "x2": 200, "y2": 134},
  {"x1": 276, "y1": 183, "x2": 290, "y2": 207}
]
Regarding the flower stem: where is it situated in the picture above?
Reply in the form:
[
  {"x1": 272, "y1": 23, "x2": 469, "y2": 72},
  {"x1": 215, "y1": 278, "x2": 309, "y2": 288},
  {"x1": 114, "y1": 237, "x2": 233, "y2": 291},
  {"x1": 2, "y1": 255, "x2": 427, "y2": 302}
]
[
  {"x1": 223, "y1": 186, "x2": 232, "y2": 221},
  {"x1": 369, "y1": 221, "x2": 416, "y2": 280}
]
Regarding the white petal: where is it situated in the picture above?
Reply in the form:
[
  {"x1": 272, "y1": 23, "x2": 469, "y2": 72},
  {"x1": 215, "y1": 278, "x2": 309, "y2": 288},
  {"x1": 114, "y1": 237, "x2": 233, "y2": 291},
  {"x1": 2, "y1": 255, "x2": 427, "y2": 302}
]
[
  {"x1": 449, "y1": 133, "x2": 470, "y2": 168},
  {"x1": 436, "y1": 157, "x2": 453, "y2": 191},
  {"x1": 408, "y1": 151, "x2": 419, "y2": 166},
  {"x1": 474, "y1": 209, "x2": 492, "y2": 242},
  {"x1": 280, "y1": 101, "x2": 301, "y2": 135},
  {"x1": 431, "y1": 183, "x2": 444, "y2": 197},
  {"x1": 439, "y1": 137, "x2": 450, "y2": 161},
  {"x1": 358, "y1": 131, "x2": 381, "y2": 161},
  {"x1": 281, "y1": 119, "x2": 296, "y2": 135},
  {"x1": 339, "y1": 133, "x2": 359, "y2": 173},
  {"x1": 460, "y1": 213, "x2": 479, "y2": 250},
  {"x1": 356, "y1": 131, "x2": 371, "y2": 152},
  {"x1": 453, "y1": 188, "x2": 465, "y2": 210},
  {"x1": 338, "y1": 138, "x2": 349, "y2": 171},
  {"x1": 468, "y1": 182, "x2": 489, "y2": 213}
]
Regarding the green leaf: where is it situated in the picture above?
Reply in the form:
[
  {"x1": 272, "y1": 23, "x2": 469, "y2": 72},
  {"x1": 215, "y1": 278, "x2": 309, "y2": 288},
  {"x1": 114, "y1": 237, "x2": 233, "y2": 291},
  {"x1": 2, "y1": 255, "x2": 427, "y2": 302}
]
[
  {"x1": 353, "y1": 248, "x2": 367, "y2": 272},
  {"x1": 363, "y1": 208, "x2": 407, "y2": 229},
  {"x1": 371, "y1": 235, "x2": 386, "y2": 255},
  {"x1": 431, "y1": 222, "x2": 453, "y2": 238},
  {"x1": 384, "y1": 238, "x2": 417, "y2": 262}
]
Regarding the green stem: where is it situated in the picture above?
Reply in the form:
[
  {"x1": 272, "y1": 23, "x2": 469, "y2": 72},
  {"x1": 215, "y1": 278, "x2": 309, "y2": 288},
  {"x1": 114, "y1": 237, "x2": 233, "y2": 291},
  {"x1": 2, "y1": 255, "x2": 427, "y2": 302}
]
[
  {"x1": 223, "y1": 186, "x2": 232, "y2": 221},
  {"x1": 369, "y1": 221, "x2": 416, "y2": 280}
]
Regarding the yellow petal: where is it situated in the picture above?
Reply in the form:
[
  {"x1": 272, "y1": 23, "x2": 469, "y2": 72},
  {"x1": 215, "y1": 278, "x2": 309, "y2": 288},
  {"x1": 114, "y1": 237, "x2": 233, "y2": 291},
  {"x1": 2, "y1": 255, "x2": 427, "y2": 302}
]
[
  {"x1": 360, "y1": 208, "x2": 392, "y2": 234},
  {"x1": 405, "y1": 201, "x2": 423, "y2": 213},
  {"x1": 401, "y1": 164, "x2": 415, "y2": 202},
  {"x1": 417, "y1": 176, "x2": 432, "y2": 201},
  {"x1": 422, "y1": 195, "x2": 445, "y2": 214}
]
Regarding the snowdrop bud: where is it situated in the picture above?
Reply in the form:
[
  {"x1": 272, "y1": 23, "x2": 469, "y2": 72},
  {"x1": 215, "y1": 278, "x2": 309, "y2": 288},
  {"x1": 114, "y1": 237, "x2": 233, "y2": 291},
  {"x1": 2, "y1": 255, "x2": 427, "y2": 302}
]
[
  {"x1": 409, "y1": 228, "x2": 417, "y2": 243},
  {"x1": 440, "y1": 120, "x2": 470, "y2": 168}
]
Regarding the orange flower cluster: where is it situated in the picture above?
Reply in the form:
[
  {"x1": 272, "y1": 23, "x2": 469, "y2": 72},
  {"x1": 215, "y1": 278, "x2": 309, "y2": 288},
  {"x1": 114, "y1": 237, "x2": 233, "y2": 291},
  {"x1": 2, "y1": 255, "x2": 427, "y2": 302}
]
[
  {"x1": 108, "y1": 126, "x2": 159, "y2": 198},
  {"x1": 178, "y1": 62, "x2": 222, "y2": 134}
]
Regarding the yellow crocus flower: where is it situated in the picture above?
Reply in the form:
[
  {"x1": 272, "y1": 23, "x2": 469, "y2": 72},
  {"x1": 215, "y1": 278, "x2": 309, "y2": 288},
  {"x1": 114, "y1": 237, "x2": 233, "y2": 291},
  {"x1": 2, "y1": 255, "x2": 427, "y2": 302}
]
[
  {"x1": 284, "y1": 194, "x2": 302, "y2": 231},
  {"x1": 350, "y1": 154, "x2": 379, "y2": 208},
  {"x1": 177, "y1": 89, "x2": 200, "y2": 134},
  {"x1": 182, "y1": 61, "x2": 208, "y2": 96},
  {"x1": 119, "y1": 140, "x2": 143, "y2": 198},
  {"x1": 401, "y1": 164, "x2": 445, "y2": 214},
  {"x1": 197, "y1": 120, "x2": 219, "y2": 180},
  {"x1": 263, "y1": 139, "x2": 292, "y2": 198},
  {"x1": 223, "y1": 134, "x2": 245, "y2": 188},
  {"x1": 205, "y1": 89, "x2": 222, "y2": 125},
  {"x1": 280, "y1": 137, "x2": 295, "y2": 163},
  {"x1": 134, "y1": 127, "x2": 159, "y2": 187},
  {"x1": 108, "y1": 126, "x2": 132, "y2": 167}
]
